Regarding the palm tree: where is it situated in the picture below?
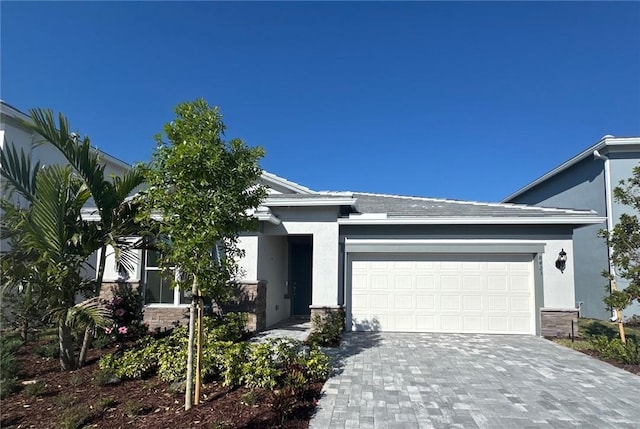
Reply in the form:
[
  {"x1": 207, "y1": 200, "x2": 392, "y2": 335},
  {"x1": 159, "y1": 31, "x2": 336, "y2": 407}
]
[
  {"x1": 1, "y1": 152, "x2": 109, "y2": 369},
  {"x1": 1, "y1": 109, "x2": 145, "y2": 369}
]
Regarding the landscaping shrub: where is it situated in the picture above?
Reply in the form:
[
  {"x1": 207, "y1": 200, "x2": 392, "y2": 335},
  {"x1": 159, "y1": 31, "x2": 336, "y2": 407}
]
[
  {"x1": 58, "y1": 405, "x2": 91, "y2": 429},
  {"x1": 99, "y1": 283, "x2": 147, "y2": 346},
  {"x1": 592, "y1": 336, "x2": 640, "y2": 364},
  {"x1": 23, "y1": 380, "x2": 47, "y2": 397},
  {"x1": 307, "y1": 309, "x2": 345, "y2": 347},
  {"x1": 99, "y1": 313, "x2": 331, "y2": 391},
  {"x1": 0, "y1": 335, "x2": 22, "y2": 398},
  {"x1": 35, "y1": 341, "x2": 60, "y2": 359}
]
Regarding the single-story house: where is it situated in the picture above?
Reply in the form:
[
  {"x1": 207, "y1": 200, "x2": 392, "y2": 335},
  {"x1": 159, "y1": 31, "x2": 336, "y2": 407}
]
[
  {"x1": 100, "y1": 171, "x2": 603, "y2": 336},
  {"x1": 503, "y1": 135, "x2": 640, "y2": 320}
]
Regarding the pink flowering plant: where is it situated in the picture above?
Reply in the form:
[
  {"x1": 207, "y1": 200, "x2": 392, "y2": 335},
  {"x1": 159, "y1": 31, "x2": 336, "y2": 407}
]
[{"x1": 100, "y1": 283, "x2": 146, "y2": 345}]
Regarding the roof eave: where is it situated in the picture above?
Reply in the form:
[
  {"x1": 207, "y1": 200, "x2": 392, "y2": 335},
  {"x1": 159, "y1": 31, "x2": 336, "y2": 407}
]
[
  {"x1": 502, "y1": 136, "x2": 640, "y2": 203},
  {"x1": 337, "y1": 216, "x2": 605, "y2": 225}
]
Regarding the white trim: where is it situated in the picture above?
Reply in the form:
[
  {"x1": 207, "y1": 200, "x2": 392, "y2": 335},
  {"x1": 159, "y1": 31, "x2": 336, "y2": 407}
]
[
  {"x1": 255, "y1": 211, "x2": 282, "y2": 225},
  {"x1": 502, "y1": 136, "x2": 640, "y2": 202},
  {"x1": 338, "y1": 216, "x2": 605, "y2": 226},
  {"x1": 345, "y1": 238, "x2": 547, "y2": 245},
  {"x1": 260, "y1": 171, "x2": 316, "y2": 194},
  {"x1": 265, "y1": 197, "x2": 357, "y2": 207}
]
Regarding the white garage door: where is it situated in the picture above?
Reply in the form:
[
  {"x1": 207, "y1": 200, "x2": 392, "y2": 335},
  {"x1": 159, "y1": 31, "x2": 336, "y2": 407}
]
[{"x1": 350, "y1": 254, "x2": 535, "y2": 334}]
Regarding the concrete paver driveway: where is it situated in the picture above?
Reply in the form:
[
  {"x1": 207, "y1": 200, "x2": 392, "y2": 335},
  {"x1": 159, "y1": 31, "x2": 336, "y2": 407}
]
[{"x1": 310, "y1": 333, "x2": 640, "y2": 429}]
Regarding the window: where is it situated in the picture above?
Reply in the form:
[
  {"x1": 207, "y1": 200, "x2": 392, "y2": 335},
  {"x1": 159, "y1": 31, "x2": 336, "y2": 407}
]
[{"x1": 143, "y1": 250, "x2": 190, "y2": 305}]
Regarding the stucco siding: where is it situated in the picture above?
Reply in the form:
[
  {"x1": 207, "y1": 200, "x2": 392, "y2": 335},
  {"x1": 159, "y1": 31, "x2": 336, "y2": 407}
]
[
  {"x1": 507, "y1": 157, "x2": 609, "y2": 319},
  {"x1": 609, "y1": 154, "x2": 640, "y2": 317},
  {"x1": 257, "y1": 235, "x2": 289, "y2": 327}
]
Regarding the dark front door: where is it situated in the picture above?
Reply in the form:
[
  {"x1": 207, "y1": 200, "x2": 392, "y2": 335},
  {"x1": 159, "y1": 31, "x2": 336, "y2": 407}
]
[{"x1": 290, "y1": 236, "x2": 313, "y2": 316}]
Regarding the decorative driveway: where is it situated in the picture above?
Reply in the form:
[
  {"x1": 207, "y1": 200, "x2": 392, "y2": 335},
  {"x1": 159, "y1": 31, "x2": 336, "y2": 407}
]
[{"x1": 310, "y1": 333, "x2": 640, "y2": 429}]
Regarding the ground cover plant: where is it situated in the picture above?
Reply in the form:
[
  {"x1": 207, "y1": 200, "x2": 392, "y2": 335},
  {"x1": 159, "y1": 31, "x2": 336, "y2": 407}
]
[
  {"x1": 1, "y1": 313, "x2": 330, "y2": 428},
  {"x1": 552, "y1": 318, "x2": 640, "y2": 375}
]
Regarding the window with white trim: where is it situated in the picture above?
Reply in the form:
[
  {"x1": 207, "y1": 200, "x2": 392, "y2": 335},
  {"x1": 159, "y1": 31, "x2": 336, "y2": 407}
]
[{"x1": 143, "y1": 250, "x2": 190, "y2": 305}]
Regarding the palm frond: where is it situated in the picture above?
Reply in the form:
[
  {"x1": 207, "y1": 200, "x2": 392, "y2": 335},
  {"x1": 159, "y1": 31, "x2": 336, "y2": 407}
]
[
  {"x1": 0, "y1": 141, "x2": 40, "y2": 202},
  {"x1": 65, "y1": 297, "x2": 111, "y2": 329},
  {"x1": 23, "y1": 108, "x2": 111, "y2": 219},
  {"x1": 24, "y1": 165, "x2": 91, "y2": 262}
]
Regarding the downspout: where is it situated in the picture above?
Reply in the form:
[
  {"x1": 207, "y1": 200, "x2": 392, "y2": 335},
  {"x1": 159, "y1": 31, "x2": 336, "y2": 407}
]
[{"x1": 593, "y1": 148, "x2": 617, "y2": 321}]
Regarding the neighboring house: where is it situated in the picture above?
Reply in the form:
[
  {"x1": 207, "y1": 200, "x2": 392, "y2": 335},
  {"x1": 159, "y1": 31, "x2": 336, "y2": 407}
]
[
  {"x1": 1, "y1": 101, "x2": 134, "y2": 315},
  {"x1": 101, "y1": 172, "x2": 603, "y2": 336},
  {"x1": 503, "y1": 135, "x2": 640, "y2": 320}
]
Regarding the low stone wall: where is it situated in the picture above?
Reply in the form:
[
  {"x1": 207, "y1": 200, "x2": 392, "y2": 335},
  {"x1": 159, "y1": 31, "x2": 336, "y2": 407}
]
[
  {"x1": 99, "y1": 280, "x2": 268, "y2": 333},
  {"x1": 540, "y1": 308, "x2": 579, "y2": 338},
  {"x1": 144, "y1": 306, "x2": 190, "y2": 332},
  {"x1": 220, "y1": 280, "x2": 267, "y2": 332},
  {"x1": 309, "y1": 305, "x2": 345, "y2": 332}
]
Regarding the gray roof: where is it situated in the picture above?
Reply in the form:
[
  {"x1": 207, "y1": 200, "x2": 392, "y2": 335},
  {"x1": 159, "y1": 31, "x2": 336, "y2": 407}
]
[
  {"x1": 265, "y1": 191, "x2": 598, "y2": 219},
  {"x1": 351, "y1": 192, "x2": 596, "y2": 218}
]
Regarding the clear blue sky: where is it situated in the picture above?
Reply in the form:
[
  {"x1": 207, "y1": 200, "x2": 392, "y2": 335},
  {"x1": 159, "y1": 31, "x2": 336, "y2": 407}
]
[{"x1": 2, "y1": 2, "x2": 639, "y2": 202}]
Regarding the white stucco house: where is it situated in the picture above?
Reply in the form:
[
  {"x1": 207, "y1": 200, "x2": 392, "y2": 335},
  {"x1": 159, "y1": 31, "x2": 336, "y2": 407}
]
[
  {"x1": 101, "y1": 171, "x2": 603, "y2": 336},
  {"x1": 3, "y1": 100, "x2": 605, "y2": 337}
]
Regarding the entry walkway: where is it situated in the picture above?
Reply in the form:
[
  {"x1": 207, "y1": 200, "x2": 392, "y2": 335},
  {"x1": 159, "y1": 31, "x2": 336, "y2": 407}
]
[
  {"x1": 310, "y1": 332, "x2": 640, "y2": 429},
  {"x1": 251, "y1": 317, "x2": 311, "y2": 342}
]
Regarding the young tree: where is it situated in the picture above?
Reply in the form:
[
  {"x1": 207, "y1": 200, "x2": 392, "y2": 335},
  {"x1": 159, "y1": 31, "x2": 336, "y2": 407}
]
[
  {"x1": 140, "y1": 99, "x2": 266, "y2": 410},
  {"x1": 600, "y1": 165, "x2": 640, "y2": 343}
]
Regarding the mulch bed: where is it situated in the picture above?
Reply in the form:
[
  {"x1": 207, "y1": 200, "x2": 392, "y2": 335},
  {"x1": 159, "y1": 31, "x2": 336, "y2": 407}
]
[
  {"x1": 575, "y1": 348, "x2": 640, "y2": 375},
  {"x1": 1, "y1": 340, "x2": 323, "y2": 429}
]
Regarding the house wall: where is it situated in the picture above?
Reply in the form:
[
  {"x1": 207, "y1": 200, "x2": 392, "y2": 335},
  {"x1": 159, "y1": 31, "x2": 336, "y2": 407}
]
[
  {"x1": 264, "y1": 206, "x2": 341, "y2": 307},
  {"x1": 100, "y1": 244, "x2": 143, "y2": 282},
  {"x1": 237, "y1": 235, "x2": 259, "y2": 281},
  {"x1": 507, "y1": 157, "x2": 610, "y2": 319},
  {"x1": 608, "y1": 152, "x2": 640, "y2": 317},
  {"x1": 257, "y1": 235, "x2": 289, "y2": 327}
]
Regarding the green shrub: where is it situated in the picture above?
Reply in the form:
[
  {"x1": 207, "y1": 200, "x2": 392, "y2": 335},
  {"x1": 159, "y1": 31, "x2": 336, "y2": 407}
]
[
  {"x1": 307, "y1": 310, "x2": 344, "y2": 347},
  {"x1": 35, "y1": 341, "x2": 59, "y2": 359},
  {"x1": 59, "y1": 405, "x2": 90, "y2": 429},
  {"x1": 123, "y1": 401, "x2": 148, "y2": 417},
  {"x1": 1, "y1": 334, "x2": 24, "y2": 353},
  {"x1": 592, "y1": 336, "x2": 640, "y2": 364},
  {"x1": 97, "y1": 396, "x2": 117, "y2": 410},
  {"x1": 222, "y1": 342, "x2": 249, "y2": 387},
  {"x1": 98, "y1": 314, "x2": 330, "y2": 390},
  {"x1": 94, "y1": 368, "x2": 121, "y2": 386},
  {"x1": 0, "y1": 336, "x2": 21, "y2": 398},
  {"x1": 0, "y1": 377, "x2": 19, "y2": 398},
  {"x1": 23, "y1": 380, "x2": 47, "y2": 397},
  {"x1": 102, "y1": 283, "x2": 147, "y2": 345}
]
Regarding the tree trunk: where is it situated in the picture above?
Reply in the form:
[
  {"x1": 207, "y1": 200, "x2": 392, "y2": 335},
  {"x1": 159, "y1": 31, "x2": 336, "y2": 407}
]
[
  {"x1": 58, "y1": 321, "x2": 77, "y2": 371},
  {"x1": 185, "y1": 277, "x2": 198, "y2": 410},
  {"x1": 96, "y1": 245, "x2": 108, "y2": 295},
  {"x1": 77, "y1": 325, "x2": 93, "y2": 368},
  {"x1": 195, "y1": 292, "x2": 203, "y2": 405}
]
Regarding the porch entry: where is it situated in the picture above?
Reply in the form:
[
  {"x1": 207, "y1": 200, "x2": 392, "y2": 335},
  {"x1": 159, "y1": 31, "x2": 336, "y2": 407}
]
[{"x1": 289, "y1": 235, "x2": 313, "y2": 316}]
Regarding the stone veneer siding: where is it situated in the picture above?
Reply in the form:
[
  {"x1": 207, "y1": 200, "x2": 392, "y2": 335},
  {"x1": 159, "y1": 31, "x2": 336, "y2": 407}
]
[
  {"x1": 309, "y1": 305, "x2": 345, "y2": 332},
  {"x1": 101, "y1": 280, "x2": 268, "y2": 332},
  {"x1": 540, "y1": 308, "x2": 580, "y2": 338},
  {"x1": 221, "y1": 281, "x2": 267, "y2": 332}
]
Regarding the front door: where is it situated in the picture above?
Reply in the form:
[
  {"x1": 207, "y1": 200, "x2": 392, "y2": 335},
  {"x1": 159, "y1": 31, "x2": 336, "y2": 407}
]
[{"x1": 290, "y1": 236, "x2": 313, "y2": 316}]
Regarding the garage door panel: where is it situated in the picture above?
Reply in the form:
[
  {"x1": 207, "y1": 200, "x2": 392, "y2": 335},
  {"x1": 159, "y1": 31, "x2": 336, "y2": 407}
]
[
  {"x1": 462, "y1": 276, "x2": 482, "y2": 291},
  {"x1": 462, "y1": 295, "x2": 482, "y2": 311},
  {"x1": 350, "y1": 254, "x2": 534, "y2": 334},
  {"x1": 441, "y1": 276, "x2": 461, "y2": 290},
  {"x1": 416, "y1": 294, "x2": 435, "y2": 310},
  {"x1": 416, "y1": 275, "x2": 435, "y2": 290},
  {"x1": 394, "y1": 275, "x2": 413, "y2": 289},
  {"x1": 440, "y1": 295, "x2": 461, "y2": 311}
]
